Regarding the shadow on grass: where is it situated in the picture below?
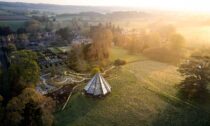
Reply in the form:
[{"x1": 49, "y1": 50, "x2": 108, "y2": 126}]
[
  {"x1": 147, "y1": 88, "x2": 210, "y2": 126},
  {"x1": 54, "y1": 92, "x2": 100, "y2": 126},
  {"x1": 151, "y1": 104, "x2": 210, "y2": 126}
]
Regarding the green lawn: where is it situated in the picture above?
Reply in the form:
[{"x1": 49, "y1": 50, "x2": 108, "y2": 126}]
[{"x1": 55, "y1": 47, "x2": 210, "y2": 126}]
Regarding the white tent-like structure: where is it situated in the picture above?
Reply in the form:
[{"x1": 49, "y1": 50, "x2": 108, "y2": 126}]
[{"x1": 84, "y1": 73, "x2": 111, "y2": 96}]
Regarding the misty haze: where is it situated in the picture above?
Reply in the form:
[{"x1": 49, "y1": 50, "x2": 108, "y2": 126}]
[{"x1": 0, "y1": 0, "x2": 210, "y2": 126}]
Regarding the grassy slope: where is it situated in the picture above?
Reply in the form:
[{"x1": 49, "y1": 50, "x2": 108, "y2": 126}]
[
  {"x1": 109, "y1": 47, "x2": 147, "y2": 62},
  {"x1": 55, "y1": 47, "x2": 210, "y2": 126}
]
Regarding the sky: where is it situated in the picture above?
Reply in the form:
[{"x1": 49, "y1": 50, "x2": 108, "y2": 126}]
[{"x1": 2, "y1": 0, "x2": 210, "y2": 12}]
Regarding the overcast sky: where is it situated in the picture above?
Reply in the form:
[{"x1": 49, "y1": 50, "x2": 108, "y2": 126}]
[{"x1": 2, "y1": 0, "x2": 210, "y2": 12}]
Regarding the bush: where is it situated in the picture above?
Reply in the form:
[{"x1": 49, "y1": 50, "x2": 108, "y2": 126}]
[
  {"x1": 7, "y1": 43, "x2": 16, "y2": 54},
  {"x1": 91, "y1": 67, "x2": 101, "y2": 76},
  {"x1": 114, "y1": 59, "x2": 127, "y2": 66}
]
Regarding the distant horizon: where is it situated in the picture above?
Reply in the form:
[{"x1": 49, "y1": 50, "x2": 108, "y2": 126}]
[{"x1": 1, "y1": 0, "x2": 210, "y2": 13}]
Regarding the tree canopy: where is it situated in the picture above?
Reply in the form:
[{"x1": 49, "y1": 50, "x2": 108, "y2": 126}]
[
  {"x1": 6, "y1": 88, "x2": 55, "y2": 126},
  {"x1": 0, "y1": 26, "x2": 13, "y2": 36},
  {"x1": 178, "y1": 54, "x2": 210, "y2": 99},
  {"x1": 9, "y1": 50, "x2": 40, "y2": 96},
  {"x1": 56, "y1": 27, "x2": 74, "y2": 41},
  {"x1": 25, "y1": 20, "x2": 42, "y2": 33},
  {"x1": 7, "y1": 43, "x2": 17, "y2": 54},
  {"x1": 87, "y1": 25, "x2": 113, "y2": 62}
]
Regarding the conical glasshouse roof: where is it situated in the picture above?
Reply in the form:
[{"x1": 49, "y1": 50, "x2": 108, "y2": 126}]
[{"x1": 84, "y1": 73, "x2": 111, "y2": 96}]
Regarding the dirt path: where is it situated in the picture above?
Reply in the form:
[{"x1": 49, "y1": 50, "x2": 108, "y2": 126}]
[{"x1": 61, "y1": 84, "x2": 80, "y2": 110}]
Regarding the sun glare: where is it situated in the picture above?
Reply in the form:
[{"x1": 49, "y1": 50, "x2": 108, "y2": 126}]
[
  {"x1": 2, "y1": 0, "x2": 210, "y2": 125},
  {"x1": 60, "y1": 0, "x2": 210, "y2": 12}
]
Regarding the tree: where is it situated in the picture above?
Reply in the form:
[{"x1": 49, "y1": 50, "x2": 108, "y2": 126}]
[
  {"x1": 7, "y1": 43, "x2": 16, "y2": 54},
  {"x1": 68, "y1": 45, "x2": 81, "y2": 70},
  {"x1": 0, "y1": 95, "x2": 4, "y2": 123},
  {"x1": 68, "y1": 44, "x2": 89, "y2": 72},
  {"x1": 56, "y1": 27, "x2": 74, "y2": 41},
  {"x1": 169, "y1": 33, "x2": 185, "y2": 50},
  {"x1": 32, "y1": 16, "x2": 49, "y2": 22},
  {"x1": 25, "y1": 20, "x2": 41, "y2": 33},
  {"x1": 17, "y1": 28, "x2": 26, "y2": 34},
  {"x1": 87, "y1": 25, "x2": 113, "y2": 62},
  {"x1": 9, "y1": 50, "x2": 40, "y2": 96},
  {"x1": 6, "y1": 88, "x2": 55, "y2": 126},
  {"x1": 127, "y1": 34, "x2": 148, "y2": 53},
  {"x1": 0, "y1": 26, "x2": 13, "y2": 36},
  {"x1": 17, "y1": 33, "x2": 29, "y2": 49},
  {"x1": 17, "y1": 33, "x2": 28, "y2": 42},
  {"x1": 178, "y1": 54, "x2": 210, "y2": 99},
  {"x1": 10, "y1": 50, "x2": 38, "y2": 61},
  {"x1": 45, "y1": 21, "x2": 54, "y2": 32},
  {"x1": 0, "y1": 67, "x2": 2, "y2": 82},
  {"x1": 152, "y1": 24, "x2": 176, "y2": 44}
]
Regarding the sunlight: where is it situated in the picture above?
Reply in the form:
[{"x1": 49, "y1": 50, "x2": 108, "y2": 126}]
[{"x1": 2, "y1": 0, "x2": 210, "y2": 126}]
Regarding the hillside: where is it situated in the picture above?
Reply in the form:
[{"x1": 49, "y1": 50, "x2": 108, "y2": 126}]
[{"x1": 0, "y1": 1, "x2": 139, "y2": 14}]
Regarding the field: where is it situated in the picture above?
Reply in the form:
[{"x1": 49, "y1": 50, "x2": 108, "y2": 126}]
[
  {"x1": 109, "y1": 47, "x2": 147, "y2": 62},
  {"x1": 55, "y1": 47, "x2": 210, "y2": 126},
  {"x1": 0, "y1": 20, "x2": 25, "y2": 30}
]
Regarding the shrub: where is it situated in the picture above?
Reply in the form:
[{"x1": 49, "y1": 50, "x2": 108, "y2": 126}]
[
  {"x1": 114, "y1": 59, "x2": 127, "y2": 66},
  {"x1": 91, "y1": 67, "x2": 101, "y2": 76}
]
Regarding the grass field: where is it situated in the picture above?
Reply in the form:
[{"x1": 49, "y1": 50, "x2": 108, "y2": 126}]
[
  {"x1": 0, "y1": 20, "x2": 25, "y2": 30},
  {"x1": 109, "y1": 47, "x2": 147, "y2": 62},
  {"x1": 55, "y1": 47, "x2": 210, "y2": 126}
]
